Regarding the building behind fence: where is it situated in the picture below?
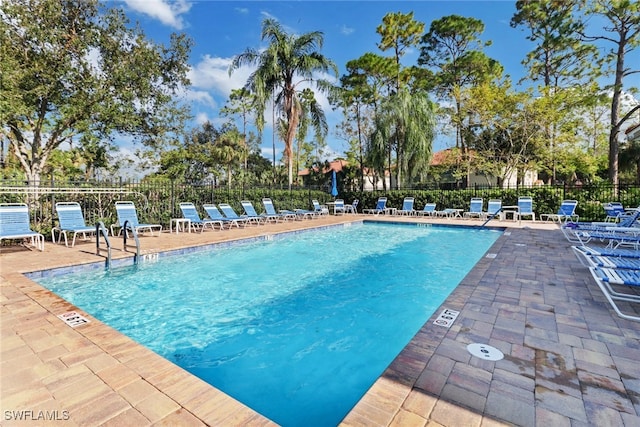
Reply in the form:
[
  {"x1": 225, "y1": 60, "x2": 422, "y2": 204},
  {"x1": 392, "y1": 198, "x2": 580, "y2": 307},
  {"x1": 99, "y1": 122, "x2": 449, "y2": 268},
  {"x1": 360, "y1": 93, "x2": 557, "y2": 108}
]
[{"x1": 1, "y1": 179, "x2": 640, "y2": 238}]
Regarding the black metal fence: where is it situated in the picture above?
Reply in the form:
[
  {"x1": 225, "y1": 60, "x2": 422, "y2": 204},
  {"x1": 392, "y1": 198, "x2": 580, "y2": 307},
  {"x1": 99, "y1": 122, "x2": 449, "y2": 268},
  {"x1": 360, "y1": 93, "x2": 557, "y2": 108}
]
[{"x1": 2, "y1": 179, "x2": 640, "y2": 239}]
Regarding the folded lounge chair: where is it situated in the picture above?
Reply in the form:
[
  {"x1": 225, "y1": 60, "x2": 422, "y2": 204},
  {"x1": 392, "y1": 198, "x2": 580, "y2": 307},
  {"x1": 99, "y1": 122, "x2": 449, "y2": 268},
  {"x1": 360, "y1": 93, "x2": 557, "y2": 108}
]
[
  {"x1": 0, "y1": 203, "x2": 44, "y2": 251},
  {"x1": 363, "y1": 197, "x2": 387, "y2": 215},
  {"x1": 112, "y1": 201, "x2": 163, "y2": 237},
  {"x1": 179, "y1": 202, "x2": 224, "y2": 232},
  {"x1": 53, "y1": 202, "x2": 97, "y2": 247},
  {"x1": 541, "y1": 199, "x2": 578, "y2": 223}
]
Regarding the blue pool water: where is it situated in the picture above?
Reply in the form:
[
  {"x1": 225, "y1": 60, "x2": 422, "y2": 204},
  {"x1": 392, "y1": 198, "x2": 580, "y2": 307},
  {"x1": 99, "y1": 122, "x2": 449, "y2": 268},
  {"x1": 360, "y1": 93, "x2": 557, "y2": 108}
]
[{"x1": 37, "y1": 222, "x2": 500, "y2": 426}]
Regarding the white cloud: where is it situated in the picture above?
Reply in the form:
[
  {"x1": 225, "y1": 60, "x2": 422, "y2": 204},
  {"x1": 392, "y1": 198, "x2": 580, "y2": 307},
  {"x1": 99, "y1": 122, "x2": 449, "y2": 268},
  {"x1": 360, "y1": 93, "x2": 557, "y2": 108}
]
[
  {"x1": 123, "y1": 0, "x2": 191, "y2": 30},
  {"x1": 185, "y1": 89, "x2": 216, "y2": 108},
  {"x1": 188, "y1": 55, "x2": 250, "y2": 96},
  {"x1": 340, "y1": 25, "x2": 354, "y2": 36}
]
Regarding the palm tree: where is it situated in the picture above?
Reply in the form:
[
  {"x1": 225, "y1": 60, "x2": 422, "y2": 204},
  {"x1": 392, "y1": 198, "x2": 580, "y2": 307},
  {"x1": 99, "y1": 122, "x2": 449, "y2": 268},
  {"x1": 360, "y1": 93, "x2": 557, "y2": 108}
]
[
  {"x1": 213, "y1": 128, "x2": 246, "y2": 190},
  {"x1": 369, "y1": 88, "x2": 436, "y2": 188},
  {"x1": 229, "y1": 18, "x2": 338, "y2": 188}
]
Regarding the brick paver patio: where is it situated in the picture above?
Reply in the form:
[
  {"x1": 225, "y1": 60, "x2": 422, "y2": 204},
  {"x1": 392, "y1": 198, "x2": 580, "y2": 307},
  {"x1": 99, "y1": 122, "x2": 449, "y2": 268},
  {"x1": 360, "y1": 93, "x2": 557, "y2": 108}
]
[{"x1": 2, "y1": 215, "x2": 639, "y2": 426}]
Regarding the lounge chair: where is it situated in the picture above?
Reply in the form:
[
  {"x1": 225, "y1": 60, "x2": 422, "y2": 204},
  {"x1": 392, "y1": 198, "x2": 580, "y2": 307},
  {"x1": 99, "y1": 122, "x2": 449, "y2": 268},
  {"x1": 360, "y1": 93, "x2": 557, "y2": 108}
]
[
  {"x1": 463, "y1": 198, "x2": 483, "y2": 219},
  {"x1": 572, "y1": 246, "x2": 640, "y2": 270},
  {"x1": 482, "y1": 199, "x2": 503, "y2": 221},
  {"x1": 564, "y1": 226, "x2": 640, "y2": 248},
  {"x1": 363, "y1": 197, "x2": 387, "y2": 215},
  {"x1": 203, "y1": 204, "x2": 240, "y2": 228},
  {"x1": 572, "y1": 245, "x2": 640, "y2": 259},
  {"x1": 53, "y1": 202, "x2": 97, "y2": 247},
  {"x1": 0, "y1": 203, "x2": 44, "y2": 251},
  {"x1": 588, "y1": 266, "x2": 640, "y2": 321},
  {"x1": 344, "y1": 199, "x2": 358, "y2": 214},
  {"x1": 262, "y1": 198, "x2": 297, "y2": 221},
  {"x1": 397, "y1": 197, "x2": 416, "y2": 216},
  {"x1": 333, "y1": 199, "x2": 346, "y2": 215},
  {"x1": 179, "y1": 202, "x2": 224, "y2": 232},
  {"x1": 604, "y1": 202, "x2": 626, "y2": 222},
  {"x1": 112, "y1": 201, "x2": 163, "y2": 237},
  {"x1": 417, "y1": 203, "x2": 437, "y2": 216},
  {"x1": 218, "y1": 203, "x2": 254, "y2": 226},
  {"x1": 240, "y1": 200, "x2": 271, "y2": 224},
  {"x1": 540, "y1": 200, "x2": 578, "y2": 223},
  {"x1": 312, "y1": 199, "x2": 330, "y2": 216},
  {"x1": 514, "y1": 196, "x2": 535, "y2": 222},
  {"x1": 563, "y1": 208, "x2": 640, "y2": 232}
]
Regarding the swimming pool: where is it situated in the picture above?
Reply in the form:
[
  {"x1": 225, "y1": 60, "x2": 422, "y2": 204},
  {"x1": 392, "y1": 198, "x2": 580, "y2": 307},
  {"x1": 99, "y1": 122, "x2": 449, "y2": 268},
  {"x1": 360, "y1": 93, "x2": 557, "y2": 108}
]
[{"x1": 36, "y1": 222, "x2": 501, "y2": 426}]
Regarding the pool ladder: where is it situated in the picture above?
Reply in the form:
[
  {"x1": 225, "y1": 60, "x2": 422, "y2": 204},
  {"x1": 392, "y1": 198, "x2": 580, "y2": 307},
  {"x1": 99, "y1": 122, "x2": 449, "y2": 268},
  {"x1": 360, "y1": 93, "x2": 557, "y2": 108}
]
[
  {"x1": 95, "y1": 220, "x2": 141, "y2": 268},
  {"x1": 95, "y1": 221, "x2": 112, "y2": 268},
  {"x1": 121, "y1": 220, "x2": 141, "y2": 264}
]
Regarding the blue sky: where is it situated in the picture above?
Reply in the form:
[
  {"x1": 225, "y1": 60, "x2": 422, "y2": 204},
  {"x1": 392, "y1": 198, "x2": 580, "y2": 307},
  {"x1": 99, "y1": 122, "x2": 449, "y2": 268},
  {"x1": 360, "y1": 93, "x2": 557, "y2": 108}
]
[{"x1": 118, "y1": 0, "x2": 640, "y2": 164}]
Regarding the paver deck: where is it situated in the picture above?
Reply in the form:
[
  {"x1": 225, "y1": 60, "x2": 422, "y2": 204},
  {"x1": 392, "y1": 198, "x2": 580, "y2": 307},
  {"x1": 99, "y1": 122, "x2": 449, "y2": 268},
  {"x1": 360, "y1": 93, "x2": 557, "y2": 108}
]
[{"x1": 1, "y1": 214, "x2": 639, "y2": 426}]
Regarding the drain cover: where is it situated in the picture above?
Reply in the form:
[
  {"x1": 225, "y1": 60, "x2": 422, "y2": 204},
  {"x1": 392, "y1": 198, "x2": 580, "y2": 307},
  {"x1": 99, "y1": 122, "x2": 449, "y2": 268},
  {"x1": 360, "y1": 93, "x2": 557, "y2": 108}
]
[{"x1": 467, "y1": 343, "x2": 504, "y2": 361}]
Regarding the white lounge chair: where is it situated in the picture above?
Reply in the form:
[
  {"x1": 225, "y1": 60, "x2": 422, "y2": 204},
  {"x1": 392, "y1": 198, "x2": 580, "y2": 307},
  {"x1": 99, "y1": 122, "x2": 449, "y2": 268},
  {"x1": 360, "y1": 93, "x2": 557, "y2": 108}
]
[
  {"x1": 0, "y1": 203, "x2": 44, "y2": 251},
  {"x1": 540, "y1": 200, "x2": 578, "y2": 223},
  {"x1": 53, "y1": 202, "x2": 97, "y2": 246},
  {"x1": 218, "y1": 203, "x2": 254, "y2": 226},
  {"x1": 514, "y1": 196, "x2": 535, "y2": 222},
  {"x1": 397, "y1": 197, "x2": 416, "y2": 216},
  {"x1": 417, "y1": 203, "x2": 437, "y2": 216},
  {"x1": 463, "y1": 198, "x2": 483, "y2": 219},
  {"x1": 588, "y1": 267, "x2": 640, "y2": 321},
  {"x1": 363, "y1": 197, "x2": 387, "y2": 215},
  {"x1": 179, "y1": 202, "x2": 224, "y2": 232},
  {"x1": 112, "y1": 201, "x2": 163, "y2": 236}
]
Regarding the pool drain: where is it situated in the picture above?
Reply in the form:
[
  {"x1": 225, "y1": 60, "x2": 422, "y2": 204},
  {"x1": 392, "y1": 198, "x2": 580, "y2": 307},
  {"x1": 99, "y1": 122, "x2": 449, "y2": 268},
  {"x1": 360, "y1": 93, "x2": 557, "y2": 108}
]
[{"x1": 467, "y1": 343, "x2": 504, "y2": 361}]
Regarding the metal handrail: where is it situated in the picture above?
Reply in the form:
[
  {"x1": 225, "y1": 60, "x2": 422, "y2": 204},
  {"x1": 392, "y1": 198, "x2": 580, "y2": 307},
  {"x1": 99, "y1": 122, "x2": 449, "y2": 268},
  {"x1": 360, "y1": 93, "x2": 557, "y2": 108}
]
[
  {"x1": 122, "y1": 220, "x2": 140, "y2": 263},
  {"x1": 481, "y1": 208, "x2": 504, "y2": 227},
  {"x1": 95, "y1": 221, "x2": 112, "y2": 268}
]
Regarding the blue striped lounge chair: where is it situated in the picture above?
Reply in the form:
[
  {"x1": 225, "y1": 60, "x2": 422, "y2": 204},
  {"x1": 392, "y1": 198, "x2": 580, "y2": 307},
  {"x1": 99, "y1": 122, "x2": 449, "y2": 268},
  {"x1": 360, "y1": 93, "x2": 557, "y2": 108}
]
[
  {"x1": 588, "y1": 266, "x2": 640, "y2": 321},
  {"x1": 363, "y1": 197, "x2": 387, "y2": 215},
  {"x1": 0, "y1": 203, "x2": 44, "y2": 251},
  {"x1": 417, "y1": 203, "x2": 437, "y2": 217},
  {"x1": 463, "y1": 198, "x2": 483, "y2": 219},
  {"x1": 541, "y1": 200, "x2": 578, "y2": 223},
  {"x1": 203, "y1": 204, "x2": 240, "y2": 228},
  {"x1": 179, "y1": 202, "x2": 224, "y2": 232},
  {"x1": 262, "y1": 198, "x2": 297, "y2": 221},
  {"x1": 218, "y1": 203, "x2": 254, "y2": 227},
  {"x1": 53, "y1": 202, "x2": 97, "y2": 246},
  {"x1": 112, "y1": 201, "x2": 163, "y2": 237},
  {"x1": 397, "y1": 197, "x2": 415, "y2": 216},
  {"x1": 241, "y1": 200, "x2": 276, "y2": 224}
]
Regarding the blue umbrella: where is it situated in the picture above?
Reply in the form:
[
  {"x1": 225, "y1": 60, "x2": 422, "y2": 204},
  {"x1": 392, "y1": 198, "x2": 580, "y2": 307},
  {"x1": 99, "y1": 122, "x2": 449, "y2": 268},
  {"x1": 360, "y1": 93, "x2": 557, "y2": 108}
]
[{"x1": 330, "y1": 170, "x2": 338, "y2": 197}]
